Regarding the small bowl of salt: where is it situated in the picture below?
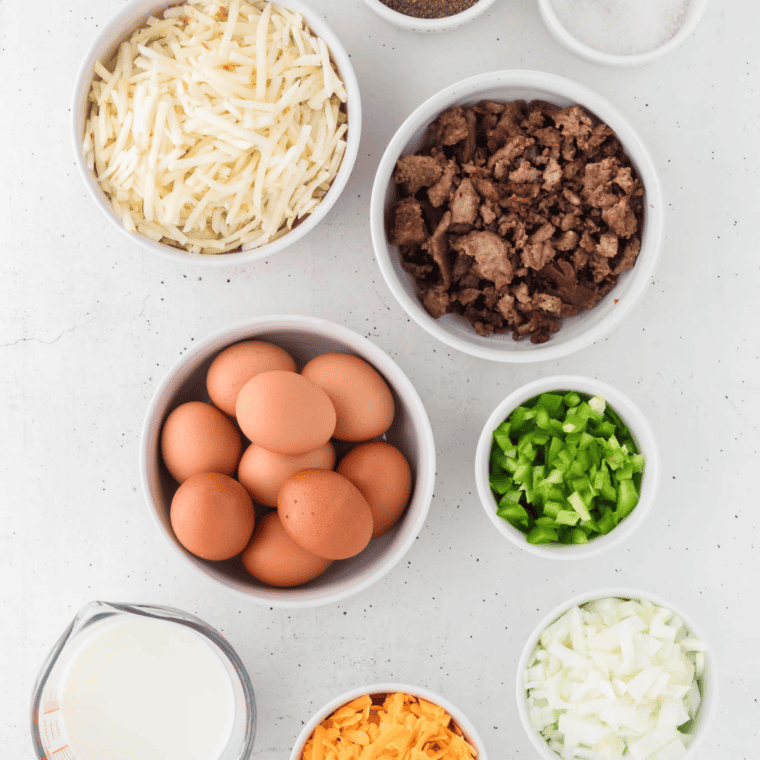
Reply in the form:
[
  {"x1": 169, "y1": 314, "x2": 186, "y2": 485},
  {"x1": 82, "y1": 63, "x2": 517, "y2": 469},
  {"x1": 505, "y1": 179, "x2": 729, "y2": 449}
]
[{"x1": 537, "y1": 0, "x2": 709, "y2": 66}]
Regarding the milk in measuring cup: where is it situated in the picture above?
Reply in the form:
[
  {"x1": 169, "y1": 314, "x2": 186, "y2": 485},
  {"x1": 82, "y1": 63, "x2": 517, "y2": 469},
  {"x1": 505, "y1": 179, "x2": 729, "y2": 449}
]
[{"x1": 44, "y1": 614, "x2": 236, "y2": 760}]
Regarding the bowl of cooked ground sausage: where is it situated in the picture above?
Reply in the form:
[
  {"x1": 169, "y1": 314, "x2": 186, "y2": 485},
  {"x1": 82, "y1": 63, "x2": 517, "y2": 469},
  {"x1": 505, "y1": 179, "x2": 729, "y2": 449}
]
[{"x1": 369, "y1": 70, "x2": 664, "y2": 362}]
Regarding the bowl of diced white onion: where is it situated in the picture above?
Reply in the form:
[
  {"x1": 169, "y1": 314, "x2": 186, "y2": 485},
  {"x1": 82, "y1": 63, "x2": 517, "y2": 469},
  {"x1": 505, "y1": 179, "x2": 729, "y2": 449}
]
[
  {"x1": 72, "y1": 0, "x2": 361, "y2": 265},
  {"x1": 516, "y1": 588, "x2": 717, "y2": 760}
]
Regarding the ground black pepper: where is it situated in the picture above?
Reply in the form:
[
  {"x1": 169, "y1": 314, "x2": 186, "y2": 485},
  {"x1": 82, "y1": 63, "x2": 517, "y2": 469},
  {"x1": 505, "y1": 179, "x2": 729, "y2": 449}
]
[{"x1": 380, "y1": 0, "x2": 480, "y2": 20}]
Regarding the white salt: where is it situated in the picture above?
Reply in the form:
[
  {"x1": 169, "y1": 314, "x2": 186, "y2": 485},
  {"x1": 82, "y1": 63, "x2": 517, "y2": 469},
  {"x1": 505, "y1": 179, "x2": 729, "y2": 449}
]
[{"x1": 549, "y1": 0, "x2": 691, "y2": 56}]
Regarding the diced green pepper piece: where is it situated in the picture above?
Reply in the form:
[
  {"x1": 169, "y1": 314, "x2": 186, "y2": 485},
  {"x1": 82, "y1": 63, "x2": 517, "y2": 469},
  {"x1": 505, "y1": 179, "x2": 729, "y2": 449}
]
[
  {"x1": 616, "y1": 480, "x2": 639, "y2": 518},
  {"x1": 569, "y1": 528, "x2": 588, "y2": 544},
  {"x1": 527, "y1": 524, "x2": 559, "y2": 544},
  {"x1": 596, "y1": 508, "x2": 617, "y2": 534},
  {"x1": 556, "y1": 509, "x2": 580, "y2": 526},
  {"x1": 493, "y1": 428, "x2": 515, "y2": 455},
  {"x1": 537, "y1": 393, "x2": 564, "y2": 415},
  {"x1": 499, "y1": 490, "x2": 523, "y2": 506},
  {"x1": 497, "y1": 504, "x2": 530, "y2": 531},
  {"x1": 568, "y1": 491, "x2": 592, "y2": 521},
  {"x1": 534, "y1": 406, "x2": 551, "y2": 430},
  {"x1": 489, "y1": 472, "x2": 514, "y2": 494}
]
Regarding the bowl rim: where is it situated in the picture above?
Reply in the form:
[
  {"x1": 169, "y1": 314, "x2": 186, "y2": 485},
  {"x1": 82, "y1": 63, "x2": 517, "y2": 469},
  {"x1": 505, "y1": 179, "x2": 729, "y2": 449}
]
[
  {"x1": 537, "y1": 0, "x2": 710, "y2": 67},
  {"x1": 515, "y1": 587, "x2": 718, "y2": 760},
  {"x1": 287, "y1": 681, "x2": 488, "y2": 760},
  {"x1": 361, "y1": 0, "x2": 497, "y2": 32},
  {"x1": 369, "y1": 69, "x2": 664, "y2": 363},
  {"x1": 474, "y1": 375, "x2": 660, "y2": 560},
  {"x1": 138, "y1": 314, "x2": 436, "y2": 608},
  {"x1": 71, "y1": 0, "x2": 362, "y2": 267}
]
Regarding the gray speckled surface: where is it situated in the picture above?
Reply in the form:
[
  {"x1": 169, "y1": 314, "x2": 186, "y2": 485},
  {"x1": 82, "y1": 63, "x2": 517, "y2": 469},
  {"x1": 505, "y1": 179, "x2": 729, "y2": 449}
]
[{"x1": 1, "y1": 0, "x2": 757, "y2": 757}]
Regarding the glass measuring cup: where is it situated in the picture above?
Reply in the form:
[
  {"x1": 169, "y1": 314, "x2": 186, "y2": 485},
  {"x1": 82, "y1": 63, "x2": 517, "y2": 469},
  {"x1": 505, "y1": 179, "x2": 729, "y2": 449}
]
[{"x1": 30, "y1": 601, "x2": 256, "y2": 760}]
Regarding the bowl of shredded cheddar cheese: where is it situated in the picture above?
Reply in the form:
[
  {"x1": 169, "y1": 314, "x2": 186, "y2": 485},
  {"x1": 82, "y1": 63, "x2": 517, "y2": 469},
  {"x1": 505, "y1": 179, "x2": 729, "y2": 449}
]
[
  {"x1": 289, "y1": 684, "x2": 487, "y2": 760},
  {"x1": 73, "y1": 0, "x2": 361, "y2": 264}
]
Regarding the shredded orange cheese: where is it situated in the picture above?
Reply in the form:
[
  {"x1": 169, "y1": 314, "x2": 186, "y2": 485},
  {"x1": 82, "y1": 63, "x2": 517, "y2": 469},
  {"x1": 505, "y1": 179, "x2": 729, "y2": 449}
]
[{"x1": 300, "y1": 693, "x2": 478, "y2": 760}]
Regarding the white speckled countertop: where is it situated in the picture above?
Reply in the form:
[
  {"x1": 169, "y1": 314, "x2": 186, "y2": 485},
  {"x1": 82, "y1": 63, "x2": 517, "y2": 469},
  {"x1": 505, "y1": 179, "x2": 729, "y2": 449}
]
[{"x1": 1, "y1": 0, "x2": 757, "y2": 757}]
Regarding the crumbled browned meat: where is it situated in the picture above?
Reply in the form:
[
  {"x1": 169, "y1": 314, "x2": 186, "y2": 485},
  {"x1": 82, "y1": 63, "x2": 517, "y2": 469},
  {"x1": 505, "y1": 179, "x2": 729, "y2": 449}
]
[
  {"x1": 480, "y1": 202, "x2": 497, "y2": 226},
  {"x1": 393, "y1": 155, "x2": 443, "y2": 196},
  {"x1": 422, "y1": 286, "x2": 450, "y2": 318},
  {"x1": 457, "y1": 109, "x2": 478, "y2": 164},
  {"x1": 472, "y1": 174, "x2": 500, "y2": 203},
  {"x1": 589, "y1": 253, "x2": 613, "y2": 283},
  {"x1": 597, "y1": 232, "x2": 619, "y2": 258},
  {"x1": 556, "y1": 230, "x2": 578, "y2": 251},
  {"x1": 391, "y1": 197, "x2": 427, "y2": 246},
  {"x1": 522, "y1": 241, "x2": 556, "y2": 271},
  {"x1": 450, "y1": 178, "x2": 480, "y2": 226},
  {"x1": 603, "y1": 197, "x2": 638, "y2": 237},
  {"x1": 497, "y1": 292, "x2": 521, "y2": 322},
  {"x1": 535, "y1": 292, "x2": 563, "y2": 314},
  {"x1": 542, "y1": 157, "x2": 563, "y2": 191},
  {"x1": 554, "y1": 105, "x2": 593, "y2": 143},
  {"x1": 614, "y1": 239, "x2": 641, "y2": 274},
  {"x1": 486, "y1": 101, "x2": 527, "y2": 151},
  {"x1": 387, "y1": 99, "x2": 644, "y2": 343},
  {"x1": 452, "y1": 231, "x2": 514, "y2": 290},
  {"x1": 423, "y1": 211, "x2": 452, "y2": 289},
  {"x1": 427, "y1": 157, "x2": 457, "y2": 207},
  {"x1": 509, "y1": 160, "x2": 542, "y2": 184},
  {"x1": 455, "y1": 288, "x2": 482, "y2": 306},
  {"x1": 582, "y1": 157, "x2": 618, "y2": 208},
  {"x1": 487, "y1": 135, "x2": 535, "y2": 179},
  {"x1": 432, "y1": 106, "x2": 470, "y2": 146}
]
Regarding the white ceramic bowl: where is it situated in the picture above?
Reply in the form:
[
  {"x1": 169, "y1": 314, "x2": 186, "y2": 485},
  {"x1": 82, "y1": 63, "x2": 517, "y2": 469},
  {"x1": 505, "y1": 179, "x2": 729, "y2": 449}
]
[
  {"x1": 362, "y1": 0, "x2": 496, "y2": 33},
  {"x1": 72, "y1": 0, "x2": 361, "y2": 266},
  {"x1": 516, "y1": 588, "x2": 717, "y2": 759},
  {"x1": 538, "y1": 0, "x2": 709, "y2": 67},
  {"x1": 139, "y1": 314, "x2": 436, "y2": 608},
  {"x1": 474, "y1": 375, "x2": 659, "y2": 559},
  {"x1": 370, "y1": 70, "x2": 663, "y2": 362},
  {"x1": 289, "y1": 682, "x2": 487, "y2": 760}
]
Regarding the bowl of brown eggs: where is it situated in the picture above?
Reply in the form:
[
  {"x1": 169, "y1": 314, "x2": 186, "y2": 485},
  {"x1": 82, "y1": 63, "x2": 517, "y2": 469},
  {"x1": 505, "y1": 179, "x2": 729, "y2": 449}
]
[{"x1": 139, "y1": 314, "x2": 436, "y2": 607}]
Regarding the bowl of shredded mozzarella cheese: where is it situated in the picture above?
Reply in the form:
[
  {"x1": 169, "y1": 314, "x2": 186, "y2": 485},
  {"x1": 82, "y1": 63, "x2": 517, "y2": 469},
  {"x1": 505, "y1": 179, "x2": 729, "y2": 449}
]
[
  {"x1": 73, "y1": 0, "x2": 361, "y2": 263},
  {"x1": 517, "y1": 588, "x2": 717, "y2": 760}
]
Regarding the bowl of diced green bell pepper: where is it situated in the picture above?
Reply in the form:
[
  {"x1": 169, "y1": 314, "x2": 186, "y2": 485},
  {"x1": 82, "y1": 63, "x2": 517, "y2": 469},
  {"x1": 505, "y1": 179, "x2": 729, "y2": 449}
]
[{"x1": 475, "y1": 375, "x2": 659, "y2": 559}]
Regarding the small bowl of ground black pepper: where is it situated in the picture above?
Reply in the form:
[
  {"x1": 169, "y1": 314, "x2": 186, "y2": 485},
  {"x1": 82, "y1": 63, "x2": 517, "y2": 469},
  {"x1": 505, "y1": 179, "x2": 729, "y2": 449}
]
[{"x1": 362, "y1": 0, "x2": 497, "y2": 33}]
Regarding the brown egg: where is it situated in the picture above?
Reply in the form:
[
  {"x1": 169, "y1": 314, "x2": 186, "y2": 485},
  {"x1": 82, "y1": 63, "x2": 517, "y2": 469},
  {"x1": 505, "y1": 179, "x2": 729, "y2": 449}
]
[
  {"x1": 278, "y1": 469, "x2": 373, "y2": 560},
  {"x1": 161, "y1": 401, "x2": 242, "y2": 483},
  {"x1": 337, "y1": 442, "x2": 412, "y2": 538},
  {"x1": 241, "y1": 511, "x2": 333, "y2": 587},
  {"x1": 300, "y1": 353, "x2": 395, "y2": 442},
  {"x1": 170, "y1": 472, "x2": 255, "y2": 561},
  {"x1": 206, "y1": 340, "x2": 296, "y2": 416},
  {"x1": 237, "y1": 441, "x2": 335, "y2": 508},
  {"x1": 236, "y1": 370, "x2": 336, "y2": 455}
]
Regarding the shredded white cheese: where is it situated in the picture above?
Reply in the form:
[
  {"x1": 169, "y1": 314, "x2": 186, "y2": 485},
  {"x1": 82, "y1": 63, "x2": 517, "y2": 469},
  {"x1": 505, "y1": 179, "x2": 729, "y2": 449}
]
[{"x1": 82, "y1": 0, "x2": 348, "y2": 254}]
